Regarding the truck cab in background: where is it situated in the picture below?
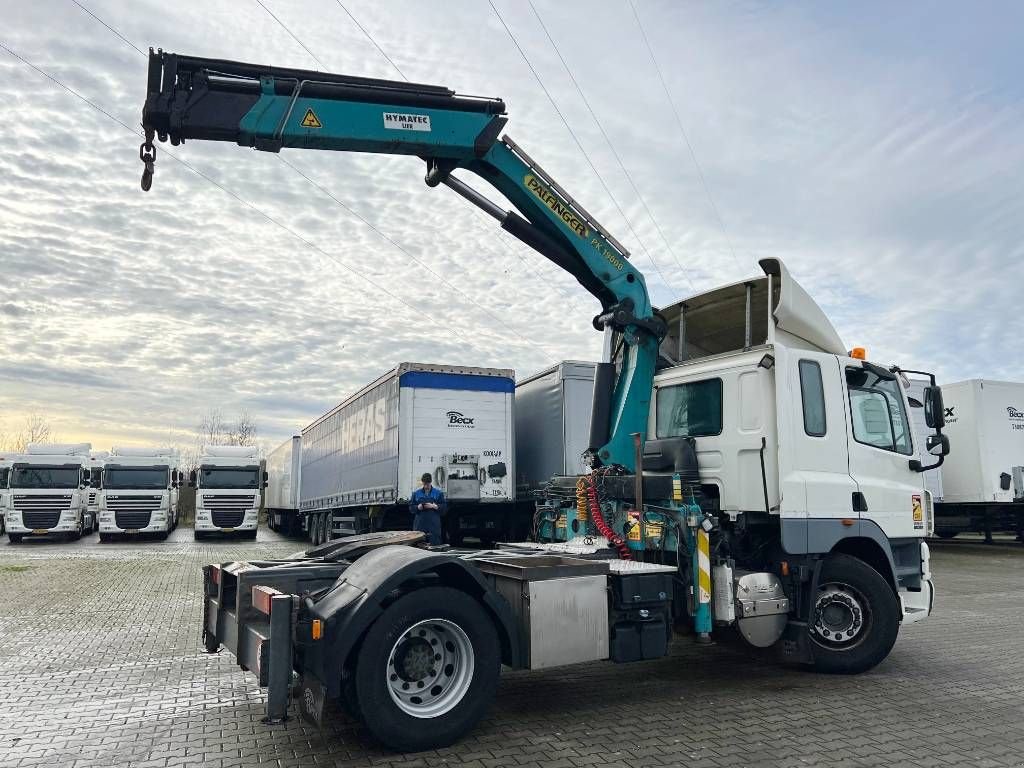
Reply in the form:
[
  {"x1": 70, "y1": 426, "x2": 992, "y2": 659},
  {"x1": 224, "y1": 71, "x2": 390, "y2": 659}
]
[
  {"x1": 86, "y1": 450, "x2": 110, "y2": 535},
  {"x1": 98, "y1": 446, "x2": 181, "y2": 542},
  {"x1": 0, "y1": 457, "x2": 11, "y2": 535},
  {"x1": 192, "y1": 445, "x2": 263, "y2": 540},
  {"x1": 5, "y1": 443, "x2": 93, "y2": 543}
]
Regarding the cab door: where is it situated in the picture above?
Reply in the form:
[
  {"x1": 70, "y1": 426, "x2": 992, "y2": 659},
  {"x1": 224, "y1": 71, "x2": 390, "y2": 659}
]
[
  {"x1": 781, "y1": 350, "x2": 858, "y2": 520},
  {"x1": 842, "y1": 361, "x2": 923, "y2": 539}
]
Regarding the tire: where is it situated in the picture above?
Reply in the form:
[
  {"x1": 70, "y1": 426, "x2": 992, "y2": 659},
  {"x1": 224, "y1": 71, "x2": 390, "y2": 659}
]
[
  {"x1": 934, "y1": 530, "x2": 958, "y2": 540},
  {"x1": 808, "y1": 553, "x2": 899, "y2": 675},
  {"x1": 99, "y1": 533, "x2": 114, "y2": 543},
  {"x1": 194, "y1": 531, "x2": 206, "y2": 541},
  {"x1": 245, "y1": 529, "x2": 258, "y2": 540},
  {"x1": 8, "y1": 533, "x2": 23, "y2": 544},
  {"x1": 158, "y1": 530, "x2": 170, "y2": 541},
  {"x1": 353, "y1": 586, "x2": 500, "y2": 752},
  {"x1": 68, "y1": 524, "x2": 82, "y2": 542}
]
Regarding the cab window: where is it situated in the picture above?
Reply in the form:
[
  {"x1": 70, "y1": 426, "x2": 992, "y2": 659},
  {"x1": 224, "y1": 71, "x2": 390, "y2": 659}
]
[
  {"x1": 846, "y1": 367, "x2": 912, "y2": 455},
  {"x1": 799, "y1": 360, "x2": 827, "y2": 437},
  {"x1": 656, "y1": 379, "x2": 723, "y2": 438}
]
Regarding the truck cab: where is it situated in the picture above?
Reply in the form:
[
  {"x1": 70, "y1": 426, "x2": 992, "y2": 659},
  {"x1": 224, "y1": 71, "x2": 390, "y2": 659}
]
[
  {"x1": 0, "y1": 457, "x2": 10, "y2": 535},
  {"x1": 6, "y1": 443, "x2": 93, "y2": 543},
  {"x1": 644, "y1": 258, "x2": 936, "y2": 625},
  {"x1": 98, "y1": 446, "x2": 180, "y2": 542},
  {"x1": 192, "y1": 445, "x2": 263, "y2": 540}
]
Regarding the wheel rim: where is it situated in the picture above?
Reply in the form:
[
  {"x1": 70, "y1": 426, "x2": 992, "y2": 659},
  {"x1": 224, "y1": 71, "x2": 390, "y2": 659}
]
[
  {"x1": 386, "y1": 618, "x2": 474, "y2": 719},
  {"x1": 811, "y1": 581, "x2": 872, "y2": 650}
]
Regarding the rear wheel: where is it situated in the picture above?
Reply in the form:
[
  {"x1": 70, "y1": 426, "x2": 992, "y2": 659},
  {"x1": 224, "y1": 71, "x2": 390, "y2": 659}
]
[
  {"x1": 353, "y1": 586, "x2": 500, "y2": 752},
  {"x1": 808, "y1": 554, "x2": 899, "y2": 674}
]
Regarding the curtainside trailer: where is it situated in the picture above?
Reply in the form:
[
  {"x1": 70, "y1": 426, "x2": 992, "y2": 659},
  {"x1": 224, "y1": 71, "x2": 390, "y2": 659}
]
[{"x1": 299, "y1": 362, "x2": 528, "y2": 546}]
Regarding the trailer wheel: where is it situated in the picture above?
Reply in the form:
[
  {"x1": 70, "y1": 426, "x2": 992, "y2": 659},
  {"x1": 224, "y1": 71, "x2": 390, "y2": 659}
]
[
  {"x1": 353, "y1": 586, "x2": 500, "y2": 752},
  {"x1": 808, "y1": 554, "x2": 899, "y2": 675}
]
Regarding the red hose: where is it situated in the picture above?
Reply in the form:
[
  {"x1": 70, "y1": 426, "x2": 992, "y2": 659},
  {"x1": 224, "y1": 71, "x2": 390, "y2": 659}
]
[{"x1": 586, "y1": 475, "x2": 631, "y2": 560}]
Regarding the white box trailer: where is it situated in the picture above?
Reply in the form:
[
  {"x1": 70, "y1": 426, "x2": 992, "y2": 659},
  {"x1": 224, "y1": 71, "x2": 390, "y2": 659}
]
[
  {"x1": 265, "y1": 435, "x2": 302, "y2": 536},
  {"x1": 300, "y1": 362, "x2": 528, "y2": 545},
  {"x1": 514, "y1": 361, "x2": 597, "y2": 493},
  {"x1": 927, "y1": 379, "x2": 1024, "y2": 540}
]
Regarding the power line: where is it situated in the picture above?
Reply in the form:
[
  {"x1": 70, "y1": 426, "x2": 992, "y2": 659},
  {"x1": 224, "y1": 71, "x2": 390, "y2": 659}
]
[
  {"x1": 69, "y1": 4, "x2": 560, "y2": 362},
  {"x1": 628, "y1": 0, "x2": 742, "y2": 271},
  {"x1": 70, "y1": 0, "x2": 145, "y2": 56},
  {"x1": 254, "y1": 0, "x2": 328, "y2": 70},
  {"x1": 330, "y1": 1, "x2": 588, "y2": 314},
  {"x1": 486, "y1": 0, "x2": 680, "y2": 294},
  {"x1": 0, "y1": 39, "x2": 491, "y2": 353},
  {"x1": 332, "y1": 0, "x2": 408, "y2": 81},
  {"x1": 526, "y1": 0, "x2": 696, "y2": 293}
]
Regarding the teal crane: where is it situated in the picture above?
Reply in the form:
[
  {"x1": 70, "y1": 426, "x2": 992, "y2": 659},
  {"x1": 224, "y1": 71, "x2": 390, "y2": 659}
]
[{"x1": 141, "y1": 51, "x2": 667, "y2": 470}]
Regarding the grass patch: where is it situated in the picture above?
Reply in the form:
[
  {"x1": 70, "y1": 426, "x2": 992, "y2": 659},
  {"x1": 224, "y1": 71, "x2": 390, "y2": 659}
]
[{"x1": 0, "y1": 565, "x2": 29, "y2": 573}]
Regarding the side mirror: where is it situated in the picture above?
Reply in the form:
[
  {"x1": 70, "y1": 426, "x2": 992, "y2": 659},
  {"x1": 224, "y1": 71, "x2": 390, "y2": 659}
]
[
  {"x1": 263, "y1": 470, "x2": 269, "y2": 482},
  {"x1": 926, "y1": 433, "x2": 950, "y2": 457},
  {"x1": 81, "y1": 468, "x2": 91, "y2": 486},
  {"x1": 189, "y1": 469, "x2": 197, "y2": 487},
  {"x1": 924, "y1": 386, "x2": 945, "y2": 429}
]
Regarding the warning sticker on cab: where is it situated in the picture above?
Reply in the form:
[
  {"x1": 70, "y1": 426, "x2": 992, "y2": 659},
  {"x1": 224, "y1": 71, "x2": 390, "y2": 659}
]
[
  {"x1": 300, "y1": 108, "x2": 323, "y2": 129},
  {"x1": 383, "y1": 112, "x2": 431, "y2": 132},
  {"x1": 912, "y1": 494, "x2": 924, "y2": 529}
]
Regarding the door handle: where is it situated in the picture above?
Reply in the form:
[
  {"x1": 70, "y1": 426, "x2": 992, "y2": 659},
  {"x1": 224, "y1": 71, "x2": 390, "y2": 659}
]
[{"x1": 851, "y1": 492, "x2": 868, "y2": 512}]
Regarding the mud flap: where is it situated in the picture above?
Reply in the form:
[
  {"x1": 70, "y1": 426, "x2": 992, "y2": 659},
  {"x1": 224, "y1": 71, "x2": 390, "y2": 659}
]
[
  {"x1": 777, "y1": 619, "x2": 814, "y2": 665},
  {"x1": 299, "y1": 675, "x2": 327, "y2": 728}
]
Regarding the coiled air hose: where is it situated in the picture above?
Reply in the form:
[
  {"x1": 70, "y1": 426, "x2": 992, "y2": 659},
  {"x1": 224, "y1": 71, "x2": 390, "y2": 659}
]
[{"x1": 585, "y1": 474, "x2": 631, "y2": 560}]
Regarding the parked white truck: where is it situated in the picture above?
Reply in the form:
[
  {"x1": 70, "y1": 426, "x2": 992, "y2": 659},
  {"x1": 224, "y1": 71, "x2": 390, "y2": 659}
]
[
  {"x1": 0, "y1": 456, "x2": 11, "y2": 535},
  {"x1": 87, "y1": 450, "x2": 110, "y2": 535},
  {"x1": 98, "y1": 446, "x2": 181, "y2": 542},
  {"x1": 5, "y1": 443, "x2": 94, "y2": 543},
  {"x1": 912, "y1": 379, "x2": 1024, "y2": 541},
  {"x1": 192, "y1": 445, "x2": 262, "y2": 539}
]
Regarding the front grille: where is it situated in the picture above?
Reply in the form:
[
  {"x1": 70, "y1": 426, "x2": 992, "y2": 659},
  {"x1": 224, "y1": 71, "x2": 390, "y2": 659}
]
[
  {"x1": 115, "y1": 511, "x2": 153, "y2": 529},
  {"x1": 106, "y1": 495, "x2": 162, "y2": 512},
  {"x1": 13, "y1": 494, "x2": 73, "y2": 511},
  {"x1": 211, "y1": 509, "x2": 245, "y2": 527},
  {"x1": 23, "y1": 511, "x2": 61, "y2": 529},
  {"x1": 202, "y1": 494, "x2": 256, "y2": 508}
]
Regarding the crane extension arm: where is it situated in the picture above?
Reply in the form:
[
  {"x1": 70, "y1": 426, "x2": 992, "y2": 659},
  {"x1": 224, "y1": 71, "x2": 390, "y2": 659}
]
[{"x1": 141, "y1": 50, "x2": 667, "y2": 470}]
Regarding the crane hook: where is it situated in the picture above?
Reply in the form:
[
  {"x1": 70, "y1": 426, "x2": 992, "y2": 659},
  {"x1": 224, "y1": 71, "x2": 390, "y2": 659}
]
[{"x1": 139, "y1": 128, "x2": 156, "y2": 192}]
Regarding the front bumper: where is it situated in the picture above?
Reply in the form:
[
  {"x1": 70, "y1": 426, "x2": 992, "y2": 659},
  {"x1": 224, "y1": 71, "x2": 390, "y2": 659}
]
[
  {"x1": 195, "y1": 510, "x2": 259, "y2": 532},
  {"x1": 5, "y1": 511, "x2": 81, "y2": 535},
  {"x1": 99, "y1": 516, "x2": 170, "y2": 534}
]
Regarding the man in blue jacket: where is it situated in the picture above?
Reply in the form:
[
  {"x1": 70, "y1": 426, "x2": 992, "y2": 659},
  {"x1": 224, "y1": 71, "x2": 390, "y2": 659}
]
[{"x1": 409, "y1": 472, "x2": 446, "y2": 545}]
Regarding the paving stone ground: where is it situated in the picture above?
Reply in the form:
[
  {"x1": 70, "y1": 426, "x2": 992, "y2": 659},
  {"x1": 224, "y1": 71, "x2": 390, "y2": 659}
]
[{"x1": 1, "y1": 528, "x2": 1022, "y2": 767}]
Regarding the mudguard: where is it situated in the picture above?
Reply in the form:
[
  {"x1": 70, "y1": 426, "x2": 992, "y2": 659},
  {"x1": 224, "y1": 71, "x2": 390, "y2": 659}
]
[{"x1": 305, "y1": 545, "x2": 521, "y2": 697}]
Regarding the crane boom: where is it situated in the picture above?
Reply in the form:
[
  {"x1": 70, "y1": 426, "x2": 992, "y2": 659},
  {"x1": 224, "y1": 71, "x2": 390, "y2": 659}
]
[{"x1": 141, "y1": 50, "x2": 666, "y2": 469}]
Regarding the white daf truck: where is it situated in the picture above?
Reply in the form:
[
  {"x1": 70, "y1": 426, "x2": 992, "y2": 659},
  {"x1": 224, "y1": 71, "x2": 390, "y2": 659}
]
[
  {"x1": 86, "y1": 450, "x2": 110, "y2": 535},
  {"x1": 98, "y1": 446, "x2": 181, "y2": 541},
  {"x1": 192, "y1": 445, "x2": 263, "y2": 539},
  {"x1": 5, "y1": 443, "x2": 93, "y2": 543},
  {"x1": 0, "y1": 456, "x2": 11, "y2": 535}
]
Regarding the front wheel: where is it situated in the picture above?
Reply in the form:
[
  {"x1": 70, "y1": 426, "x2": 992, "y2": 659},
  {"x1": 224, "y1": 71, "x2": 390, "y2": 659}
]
[
  {"x1": 8, "y1": 533, "x2": 23, "y2": 544},
  {"x1": 808, "y1": 554, "x2": 899, "y2": 675},
  {"x1": 353, "y1": 586, "x2": 501, "y2": 752}
]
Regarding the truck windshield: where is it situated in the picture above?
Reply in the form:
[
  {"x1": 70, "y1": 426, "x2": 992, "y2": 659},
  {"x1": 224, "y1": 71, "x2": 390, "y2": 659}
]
[
  {"x1": 104, "y1": 466, "x2": 169, "y2": 489},
  {"x1": 846, "y1": 367, "x2": 913, "y2": 455},
  {"x1": 200, "y1": 466, "x2": 259, "y2": 489},
  {"x1": 11, "y1": 465, "x2": 81, "y2": 489}
]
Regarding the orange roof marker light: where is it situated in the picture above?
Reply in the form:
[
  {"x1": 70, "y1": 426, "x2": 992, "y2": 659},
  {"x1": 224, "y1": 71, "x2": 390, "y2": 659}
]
[{"x1": 850, "y1": 347, "x2": 867, "y2": 360}]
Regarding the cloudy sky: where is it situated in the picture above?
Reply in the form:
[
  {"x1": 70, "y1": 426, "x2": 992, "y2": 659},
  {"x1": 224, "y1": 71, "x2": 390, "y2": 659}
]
[{"x1": 1, "y1": 0, "x2": 1021, "y2": 452}]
